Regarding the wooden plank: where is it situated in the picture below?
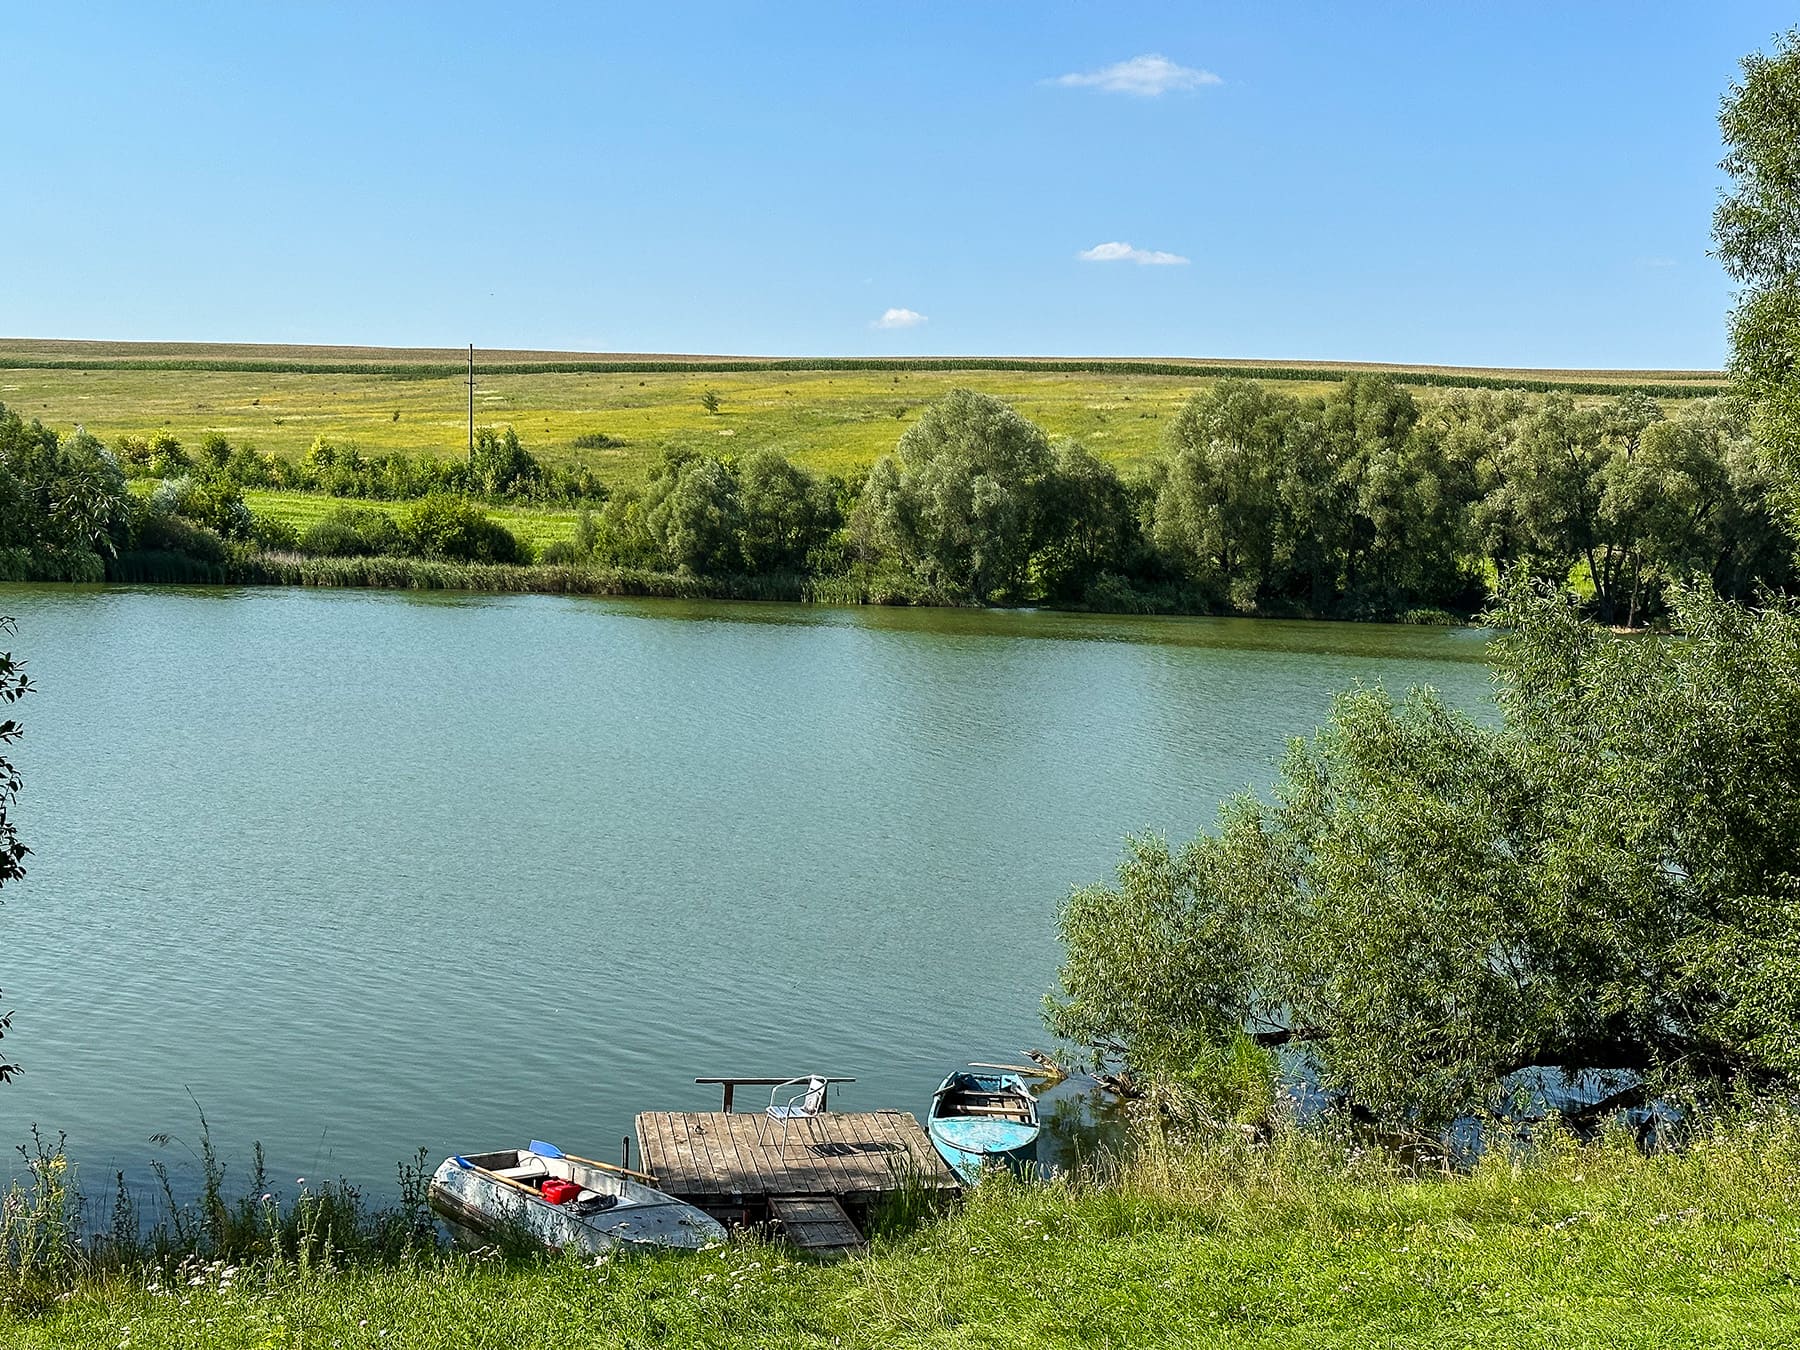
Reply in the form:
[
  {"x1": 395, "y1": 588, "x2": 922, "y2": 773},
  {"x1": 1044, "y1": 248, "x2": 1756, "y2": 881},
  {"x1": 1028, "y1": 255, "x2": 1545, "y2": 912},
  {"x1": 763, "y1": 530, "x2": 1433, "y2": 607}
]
[
  {"x1": 654, "y1": 1114, "x2": 693, "y2": 1194},
  {"x1": 818, "y1": 1114, "x2": 875, "y2": 1193},
  {"x1": 739, "y1": 1113, "x2": 783, "y2": 1198},
  {"x1": 780, "y1": 1114, "x2": 844, "y2": 1194},
  {"x1": 635, "y1": 1111, "x2": 956, "y2": 1210},
  {"x1": 706, "y1": 1114, "x2": 754, "y2": 1199},
  {"x1": 684, "y1": 1116, "x2": 720, "y2": 1202},
  {"x1": 739, "y1": 1114, "x2": 772, "y2": 1198},
  {"x1": 817, "y1": 1112, "x2": 881, "y2": 1201},
  {"x1": 705, "y1": 1112, "x2": 750, "y2": 1201},
  {"x1": 718, "y1": 1113, "x2": 764, "y2": 1201},
  {"x1": 769, "y1": 1194, "x2": 864, "y2": 1256},
  {"x1": 760, "y1": 1114, "x2": 807, "y2": 1196}
]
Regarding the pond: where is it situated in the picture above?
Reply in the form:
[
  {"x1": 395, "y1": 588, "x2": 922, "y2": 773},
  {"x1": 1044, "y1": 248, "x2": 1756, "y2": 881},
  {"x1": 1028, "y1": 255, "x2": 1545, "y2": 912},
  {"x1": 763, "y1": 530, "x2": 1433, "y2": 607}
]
[{"x1": 0, "y1": 585, "x2": 1494, "y2": 1196}]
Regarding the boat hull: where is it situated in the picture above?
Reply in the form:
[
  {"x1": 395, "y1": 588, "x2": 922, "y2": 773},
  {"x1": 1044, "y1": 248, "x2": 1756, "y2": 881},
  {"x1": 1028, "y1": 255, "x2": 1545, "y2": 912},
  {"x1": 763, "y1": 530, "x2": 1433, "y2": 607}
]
[
  {"x1": 428, "y1": 1151, "x2": 725, "y2": 1254},
  {"x1": 927, "y1": 1071, "x2": 1041, "y2": 1184},
  {"x1": 927, "y1": 1126, "x2": 1039, "y2": 1185}
]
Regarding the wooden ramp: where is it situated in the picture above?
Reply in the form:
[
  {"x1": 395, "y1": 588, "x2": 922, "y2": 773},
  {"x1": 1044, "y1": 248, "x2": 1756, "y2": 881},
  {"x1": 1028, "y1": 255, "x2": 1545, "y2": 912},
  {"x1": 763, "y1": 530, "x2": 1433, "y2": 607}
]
[
  {"x1": 635, "y1": 1109, "x2": 959, "y2": 1224},
  {"x1": 768, "y1": 1194, "x2": 864, "y2": 1257}
]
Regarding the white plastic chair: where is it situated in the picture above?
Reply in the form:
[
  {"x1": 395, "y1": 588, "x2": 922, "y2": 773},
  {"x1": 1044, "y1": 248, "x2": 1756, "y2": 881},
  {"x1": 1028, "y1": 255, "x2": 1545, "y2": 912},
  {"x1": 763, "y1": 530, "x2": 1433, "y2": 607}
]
[{"x1": 758, "y1": 1074, "x2": 829, "y2": 1156}]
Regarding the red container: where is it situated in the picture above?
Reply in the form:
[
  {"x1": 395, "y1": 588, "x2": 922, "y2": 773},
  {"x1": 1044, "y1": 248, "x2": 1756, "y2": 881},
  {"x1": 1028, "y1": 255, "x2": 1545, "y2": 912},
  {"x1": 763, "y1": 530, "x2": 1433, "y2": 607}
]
[{"x1": 540, "y1": 1178, "x2": 581, "y2": 1205}]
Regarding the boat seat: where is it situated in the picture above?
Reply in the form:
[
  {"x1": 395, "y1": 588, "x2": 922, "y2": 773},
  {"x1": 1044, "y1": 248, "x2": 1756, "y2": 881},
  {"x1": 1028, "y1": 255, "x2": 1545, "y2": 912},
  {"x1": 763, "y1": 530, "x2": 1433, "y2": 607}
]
[{"x1": 494, "y1": 1163, "x2": 550, "y2": 1181}]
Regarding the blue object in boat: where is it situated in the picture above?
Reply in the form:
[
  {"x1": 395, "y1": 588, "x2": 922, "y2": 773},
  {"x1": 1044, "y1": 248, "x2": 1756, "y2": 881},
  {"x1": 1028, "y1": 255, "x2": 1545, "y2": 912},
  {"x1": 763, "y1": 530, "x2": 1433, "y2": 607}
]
[{"x1": 528, "y1": 1140, "x2": 563, "y2": 1159}]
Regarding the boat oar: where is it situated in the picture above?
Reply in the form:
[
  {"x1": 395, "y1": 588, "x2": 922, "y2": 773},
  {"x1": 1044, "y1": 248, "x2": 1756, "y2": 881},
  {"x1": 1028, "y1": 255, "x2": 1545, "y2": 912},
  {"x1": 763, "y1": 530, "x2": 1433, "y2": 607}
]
[
  {"x1": 559, "y1": 1150, "x2": 661, "y2": 1186},
  {"x1": 968, "y1": 1061, "x2": 1057, "y2": 1078}
]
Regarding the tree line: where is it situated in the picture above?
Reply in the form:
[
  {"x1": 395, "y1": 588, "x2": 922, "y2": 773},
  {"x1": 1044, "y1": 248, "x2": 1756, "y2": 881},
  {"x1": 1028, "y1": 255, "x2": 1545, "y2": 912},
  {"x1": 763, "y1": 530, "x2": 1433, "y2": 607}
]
[
  {"x1": 113, "y1": 427, "x2": 606, "y2": 504},
  {"x1": 2, "y1": 372, "x2": 1792, "y2": 621}
]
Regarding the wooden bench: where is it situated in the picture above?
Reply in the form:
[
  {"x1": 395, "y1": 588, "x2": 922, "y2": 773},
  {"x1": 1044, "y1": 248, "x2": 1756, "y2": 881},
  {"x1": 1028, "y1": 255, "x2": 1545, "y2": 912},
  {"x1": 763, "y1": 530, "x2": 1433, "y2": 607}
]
[{"x1": 952, "y1": 1104, "x2": 1032, "y2": 1117}]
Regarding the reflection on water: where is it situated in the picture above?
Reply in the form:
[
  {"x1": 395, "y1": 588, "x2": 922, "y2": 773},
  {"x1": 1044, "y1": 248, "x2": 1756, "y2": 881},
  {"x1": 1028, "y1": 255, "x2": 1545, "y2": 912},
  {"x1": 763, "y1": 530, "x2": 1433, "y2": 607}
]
[
  {"x1": 1034, "y1": 1080, "x2": 1132, "y2": 1177},
  {"x1": 0, "y1": 585, "x2": 1494, "y2": 1198}
]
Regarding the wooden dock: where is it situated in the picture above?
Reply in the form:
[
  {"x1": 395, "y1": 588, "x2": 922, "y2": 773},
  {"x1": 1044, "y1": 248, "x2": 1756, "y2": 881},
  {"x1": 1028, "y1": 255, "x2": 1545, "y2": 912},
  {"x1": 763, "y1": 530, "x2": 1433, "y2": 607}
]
[{"x1": 634, "y1": 1108, "x2": 960, "y2": 1229}]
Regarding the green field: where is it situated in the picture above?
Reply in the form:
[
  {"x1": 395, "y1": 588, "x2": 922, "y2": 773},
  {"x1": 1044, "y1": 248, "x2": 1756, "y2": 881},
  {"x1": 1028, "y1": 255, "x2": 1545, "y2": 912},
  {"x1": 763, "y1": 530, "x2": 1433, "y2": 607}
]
[
  {"x1": 0, "y1": 339, "x2": 1726, "y2": 493},
  {"x1": 241, "y1": 490, "x2": 586, "y2": 552},
  {"x1": 2, "y1": 364, "x2": 1305, "y2": 487}
]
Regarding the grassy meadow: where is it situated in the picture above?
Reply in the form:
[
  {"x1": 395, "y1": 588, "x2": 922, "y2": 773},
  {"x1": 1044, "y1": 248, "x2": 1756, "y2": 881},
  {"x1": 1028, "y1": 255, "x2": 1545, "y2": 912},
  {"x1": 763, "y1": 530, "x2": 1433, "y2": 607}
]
[
  {"x1": 5, "y1": 1122, "x2": 1798, "y2": 1348},
  {"x1": 0, "y1": 340, "x2": 1726, "y2": 493},
  {"x1": 1, "y1": 364, "x2": 1288, "y2": 487},
  {"x1": 242, "y1": 490, "x2": 586, "y2": 553}
]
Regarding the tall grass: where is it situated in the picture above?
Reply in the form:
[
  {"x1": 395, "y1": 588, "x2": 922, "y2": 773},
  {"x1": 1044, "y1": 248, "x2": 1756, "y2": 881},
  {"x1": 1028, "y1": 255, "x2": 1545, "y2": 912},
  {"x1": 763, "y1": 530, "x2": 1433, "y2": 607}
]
[
  {"x1": 6, "y1": 1111, "x2": 1800, "y2": 1344},
  {"x1": 0, "y1": 1119, "x2": 440, "y2": 1315},
  {"x1": 231, "y1": 552, "x2": 815, "y2": 600}
]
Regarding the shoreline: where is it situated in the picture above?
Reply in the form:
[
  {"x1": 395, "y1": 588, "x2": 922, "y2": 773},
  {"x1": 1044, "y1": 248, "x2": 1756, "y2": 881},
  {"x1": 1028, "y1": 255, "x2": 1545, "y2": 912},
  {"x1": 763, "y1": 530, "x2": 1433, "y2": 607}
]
[{"x1": 3, "y1": 556, "x2": 1480, "y2": 627}]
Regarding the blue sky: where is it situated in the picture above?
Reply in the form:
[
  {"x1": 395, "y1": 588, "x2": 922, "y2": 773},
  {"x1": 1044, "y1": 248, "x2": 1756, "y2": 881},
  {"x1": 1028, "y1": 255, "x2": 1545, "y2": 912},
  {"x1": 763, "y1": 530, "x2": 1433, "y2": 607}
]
[{"x1": 4, "y1": 2, "x2": 1793, "y2": 366}]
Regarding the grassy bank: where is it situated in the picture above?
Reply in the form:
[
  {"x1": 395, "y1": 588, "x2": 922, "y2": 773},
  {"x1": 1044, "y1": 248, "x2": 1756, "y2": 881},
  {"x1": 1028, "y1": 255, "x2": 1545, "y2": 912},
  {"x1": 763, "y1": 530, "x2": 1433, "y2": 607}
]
[
  {"x1": 104, "y1": 549, "x2": 851, "y2": 604},
  {"x1": 5, "y1": 1121, "x2": 1798, "y2": 1347}
]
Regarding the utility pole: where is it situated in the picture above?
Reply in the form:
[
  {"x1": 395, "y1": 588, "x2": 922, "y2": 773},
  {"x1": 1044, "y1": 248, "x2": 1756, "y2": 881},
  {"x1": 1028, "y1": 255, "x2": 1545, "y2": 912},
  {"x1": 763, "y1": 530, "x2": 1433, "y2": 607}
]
[{"x1": 467, "y1": 343, "x2": 475, "y2": 462}]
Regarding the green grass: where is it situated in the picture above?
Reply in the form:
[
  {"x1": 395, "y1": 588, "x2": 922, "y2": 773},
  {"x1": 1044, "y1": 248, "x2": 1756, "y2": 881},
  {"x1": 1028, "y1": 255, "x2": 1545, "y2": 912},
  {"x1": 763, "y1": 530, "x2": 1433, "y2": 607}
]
[
  {"x1": 0, "y1": 340, "x2": 1727, "y2": 493},
  {"x1": 3, "y1": 365, "x2": 1261, "y2": 488},
  {"x1": 6, "y1": 1121, "x2": 1799, "y2": 1347},
  {"x1": 241, "y1": 490, "x2": 586, "y2": 552}
]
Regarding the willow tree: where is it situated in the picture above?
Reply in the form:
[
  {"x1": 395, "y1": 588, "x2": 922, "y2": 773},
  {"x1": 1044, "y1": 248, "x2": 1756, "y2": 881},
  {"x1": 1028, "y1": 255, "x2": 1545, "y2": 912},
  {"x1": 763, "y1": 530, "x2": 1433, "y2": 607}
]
[
  {"x1": 1048, "y1": 582, "x2": 1800, "y2": 1124},
  {"x1": 1717, "y1": 28, "x2": 1800, "y2": 533},
  {"x1": 853, "y1": 389, "x2": 1054, "y2": 603}
]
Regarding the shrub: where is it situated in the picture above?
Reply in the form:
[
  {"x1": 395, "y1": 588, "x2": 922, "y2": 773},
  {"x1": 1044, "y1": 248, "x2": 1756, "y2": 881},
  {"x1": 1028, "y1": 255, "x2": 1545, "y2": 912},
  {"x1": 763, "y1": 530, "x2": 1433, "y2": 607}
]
[
  {"x1": 150, "y1": 476, "x2": 254, "y2": 540},
  {"x1": 397, "y1": 496, "x2": 529, "y2": 564},
  {"x1": 130, "y1": 509, "x2": 227, "y2": 564},
  {"x1": 537, "y1": 540, "x2": 584, "y2": 565},
  {"x1": 248, "y1": 513, "x2": 300, "y2": 552},
  {"x1": 298, "y1": 507, "x2": 402, "y2": 558}
]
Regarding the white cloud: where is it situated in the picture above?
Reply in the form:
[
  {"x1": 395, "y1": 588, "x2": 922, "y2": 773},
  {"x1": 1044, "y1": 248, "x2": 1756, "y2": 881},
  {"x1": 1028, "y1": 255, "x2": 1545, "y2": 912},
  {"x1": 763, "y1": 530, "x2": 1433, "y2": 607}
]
[
  {"x1": 874, "y1": 307, "x2": 927, "y2": 329},
  {"x1": 1053, "y1": 54, "x2": 1220, "y2": 97},
  {"x1": 1078, "y1": 241, "x2": 1190, "y2": 266}
]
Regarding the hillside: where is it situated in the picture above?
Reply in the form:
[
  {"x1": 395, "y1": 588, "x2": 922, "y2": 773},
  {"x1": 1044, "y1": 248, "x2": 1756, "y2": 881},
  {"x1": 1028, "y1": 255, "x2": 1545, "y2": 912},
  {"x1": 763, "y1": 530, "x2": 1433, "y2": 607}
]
[{"x1": 0, "y1": 339, "x2": 1727, "y2": 490}]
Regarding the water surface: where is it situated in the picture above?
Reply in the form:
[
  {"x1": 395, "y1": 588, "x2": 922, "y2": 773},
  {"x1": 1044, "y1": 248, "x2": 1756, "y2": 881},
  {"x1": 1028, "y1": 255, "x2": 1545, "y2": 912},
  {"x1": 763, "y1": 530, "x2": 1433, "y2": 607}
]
[{"x1": 0, "y1": 586, "x2": 1492, "y2": 1194}]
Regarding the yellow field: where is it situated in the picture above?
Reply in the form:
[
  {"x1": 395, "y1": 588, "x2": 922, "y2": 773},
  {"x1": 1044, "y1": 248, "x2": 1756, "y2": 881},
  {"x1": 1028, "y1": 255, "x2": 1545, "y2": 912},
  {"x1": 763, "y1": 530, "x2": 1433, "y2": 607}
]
[{"x1": 0, "y1": 339, "x2": 1725, "y2": 491}]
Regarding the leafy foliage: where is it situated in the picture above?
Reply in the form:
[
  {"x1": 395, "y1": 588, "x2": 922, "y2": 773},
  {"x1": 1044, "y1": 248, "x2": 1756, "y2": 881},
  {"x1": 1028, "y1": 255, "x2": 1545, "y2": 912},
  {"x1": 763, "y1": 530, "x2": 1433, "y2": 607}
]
[
  {"x1": 1716, "y1": 28, "x2": 1800, "y2": 532},
  {"x1": 854, "y1": 388, "x2": 1056, "y2": 602},
  {"x1": 298, "y1": 507, "x2": 404, "y2": 559},
  {"x1": 397, "y1": 497, "x2": 530, "y2": 565},
  {"x1": 1050, "y1": 581, "x2": 1800, "y2": 1123},
  {"x1": 0, "y1": 403, "x2": 130, "y2": 579}
]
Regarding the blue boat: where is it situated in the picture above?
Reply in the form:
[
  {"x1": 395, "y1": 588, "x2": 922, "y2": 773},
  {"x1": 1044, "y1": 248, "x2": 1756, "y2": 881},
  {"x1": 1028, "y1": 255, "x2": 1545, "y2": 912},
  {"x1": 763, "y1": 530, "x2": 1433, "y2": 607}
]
[{"x1": 927, "y1": 1069, "x2": 1041, "y2": 1183}]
